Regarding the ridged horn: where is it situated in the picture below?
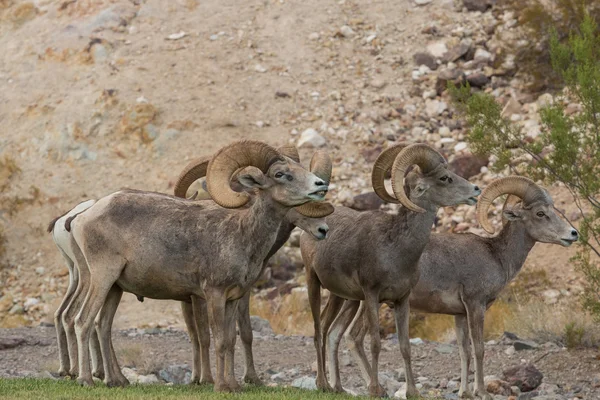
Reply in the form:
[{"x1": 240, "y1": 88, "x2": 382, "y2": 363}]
[
  {"x1": 371, "y1": 143, "x2": 409, "y2": 204},
  {"x1": 476, "y1": 176, "x2": 548, "y2": 234},
  {"x1": 173, "y1": 156, "x2": 212, "y2": 198},
  {"x1": 390, "y1": 144, "x2": 447, "y2": 213},
  {"x1": 277, "y1": 145, "x2": 300, "y2": 163},
  {"x1": 206, "y1": 140, "x2": 284, "y2": 208},
  {"x1": 295, "y1": 150, "x2": 334, "y2": 217}
]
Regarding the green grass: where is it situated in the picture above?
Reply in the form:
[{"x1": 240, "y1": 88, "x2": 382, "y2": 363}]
[{"x1": 0, "y1": 378, "x2": 360, "y2": 400}]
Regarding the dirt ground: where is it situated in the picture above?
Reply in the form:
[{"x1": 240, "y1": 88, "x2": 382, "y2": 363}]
[{"x1": 1, "y1": 326, "x2": 600, "y2": 398}]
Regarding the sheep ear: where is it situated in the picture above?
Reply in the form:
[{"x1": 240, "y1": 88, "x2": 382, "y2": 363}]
[
  {"x1": 412, "y1": 181, "x2": 430, "y2": 198},
  {"x1": 237, "y1": 166, "x2": 269, "y2": 189},
  {"x1": 502, "y1": 208, "x2": 523, "y2": 221}
]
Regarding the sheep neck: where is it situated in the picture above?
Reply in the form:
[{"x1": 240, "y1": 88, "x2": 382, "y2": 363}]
[
  {"x1": 489, "y1": 221, "x2": 536, "y2": 284},
  {"x1": 240, "y1": 190, "x2": 291, "y2": 252},
  {"x1": 388, "y1": 205, "x2": 438, "y2": 270}
]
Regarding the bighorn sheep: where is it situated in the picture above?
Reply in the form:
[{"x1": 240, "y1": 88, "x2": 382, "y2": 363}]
[
  {"x1": 65, "y1": 140, "x2": 332, "y2": 391},
  {"x1": 321, "y1": 176, "x2": 579, "y2": 400},
  {"x1": 47, "y1": 200, "x2": 102, "y2": 379},
  {"x1": 173, "y1": 147, "x2": 331, "y2": 386},
  {"x1": 300, "y1": 143, "x2": 481, "y2": 397}
]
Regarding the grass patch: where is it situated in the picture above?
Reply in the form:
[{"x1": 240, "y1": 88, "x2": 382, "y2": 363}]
[{"x1": 0, "y1": 378, "x2": 361, "y2": 400}]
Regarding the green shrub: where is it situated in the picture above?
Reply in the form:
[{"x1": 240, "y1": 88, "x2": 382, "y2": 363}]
[
  {"x1": 450, "y1": 15, "x2": 600, "y2": 319},
  {"x1": 499, "y1": 0, "x2": 600, "y2": 91}
]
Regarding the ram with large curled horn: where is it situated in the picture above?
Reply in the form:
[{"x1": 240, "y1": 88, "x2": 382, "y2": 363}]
[
  {"x1": 55, "y1": 140, "x2": 333, "y2": 392},
  {"x1": 318, "y1": 175, "x2": 578, "y2": 400},
  {"x1": 167, "y1": 145, "x2": 333, "y2": 385},
  {"x1": 300, "y1": 142, "x2": 481, "y2": 397}
]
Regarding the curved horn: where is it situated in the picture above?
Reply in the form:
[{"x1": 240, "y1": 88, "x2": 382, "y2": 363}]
[
  {"x1": 277, "y1": 145, "x2": 300, "y2": 163},
  {"x1": 295, "y1": 150, "x2": 333, "y2": 217},
  {"x1": 390, "y1": 144, "x2": 447, "y2": 213},
  {"x1": 371, "y1": 143, "x2": 409, "y2": 204},
  {"x1": 309, "y1": 150, "x2": 332, "y2": 183},
  {"x1": 206, "y1": 140, "x2": 284, "y2": 208},
  {"x1": 173, "y1": 156, "x2": 212, "y2": 198},
  {"x1": 476, "y1": 176, "x2": 546, "y2": 234}
]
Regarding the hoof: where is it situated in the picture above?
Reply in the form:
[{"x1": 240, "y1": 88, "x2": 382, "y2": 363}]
[
  {"x1": 93, "y1": 371, "x2": 105, "y2": 380},
  {"x1": 459, "y1": 390, "x2": 474, "y2": 399},
  {"x1": 214, "y1": 382, "x2": 237, "y2": 393},
  {"x1": 369, "y1": 383, "x2": 388, "y2": 398},
  {"x1": 333, "y1": 385, "x2": 347, "y2": 394},
  {"x1": 77, "y1": 377, "x2": 94, "y2": 387},
  {"x1": 473, "y1": 390, "x2": 492, "y2": 400},
  {"x1": 68, "y1": 369, "x2": 78, "y2": 378},
  {"x1": 243, "y1": 374, "x2": 264, "y2": 386},
  {"x1": 57, "y1": 368, "x2": 69, "y2": 377}
]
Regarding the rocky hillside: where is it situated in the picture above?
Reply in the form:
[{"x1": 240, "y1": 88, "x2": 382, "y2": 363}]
[{"x1": 0, "y1": 0, "x2": 589, "y2": 333}]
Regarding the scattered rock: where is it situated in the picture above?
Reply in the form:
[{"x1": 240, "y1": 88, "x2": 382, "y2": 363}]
[
  {"x1": 8, "y1": 304, "x2": 24, "y2": 315},
  {"x1": 350, "y1": 192, "x2": 384, "y2": 211},
  {"x1": 119, "y1": 103, "x2": 158, "y2": 143},
  {"x1": 308, "y1": 32, "x2": 320, "y2": 40},
  {"x1": 409, "y1": 338, "x2": 424, "y2": 345},
  {"x1": 537, "y1": 93, "x2": 554, "y2": 108},
  {"x1": 501, "y1": 97, "x2": 522, "y2": 118},
  {"x1": 513, "y1": 340, "x2": 539, "y2": 351},
  {"x1": 371, "y1": 79, "x2": 387, "y2": 89},
  {"x1": 0, "y1": 337, "x2": 26, "y2": 350},
  {"x1": 434, "y1": 344, "x2": 454, "y2": 354},
  {"x1": 166, "y1": 31, "x2": 186, "y2": 40},
  {"x1": 503, "y1": 364, "x2": 543, "y2": 392},
  {"x1": 254, "y1": 64, "x2": 268, "y2": 73},
  {"x1": 250, "y1": 315, "x2": 274, "y2": 335},
  {"x1": 158, "y1": 364, "x2": 192, "y2": 384},
  {"x1": 449, "y1": 154, "x2": 488, "y2": 179},
  {"x1": 360, "y1": 145, "x2": 383, "y2": 163},
  {"x1": 298, "y1": 128, "x2": 327, "y2": 148},
  {"x1": 291, "y1": 376, "x2": 317, "y2": 390},
  {"x1": 542, "y1": 289, "x2": 561, "y2": 304},
  {"x1": 463, "y1": 0, "x2": 495, "y2": 12},
  {"x1": 339, "y1": 25, "x2": 355, "y2": 38},
  {"x1": 443, "y1": 39, "x2": 472, "y2": 63},
  {"x1": 436, "y1": 68, "x2": 466, "y2": 94},
  {"x1": 427, "y1": 41, "x2": 448, "y2": 59},
  {"x1": 413, "y1": 52, "x2": 438, "y2": 70},
  {"x1": 138, "y1": 374, "x2": 159, "y2": 384},
  {"x1": 467, "y1": 72, "x2": 490, "y2": 88},
  {"x1": 487, "y1": 379, "x2": 513, "y2": 396},
  {"x1": 0, "y1": 295, "x2": 14, "y2": 313},
  {"x1": 425, "y1": 99, "x2": 448, "y2": 117},
  {"x1": 473, "y1": 48, "x2": 493, "y2": 64},
  {"x1": 414, "y1": 0, "x2": 433, "y2": 5}
]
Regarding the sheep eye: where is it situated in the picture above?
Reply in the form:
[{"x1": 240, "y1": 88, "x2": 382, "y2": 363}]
[
  {"x1": 536, "y1": 211, "x2": 545, "y2": 217},
  {"x1": 440, "y1": 176, "x2": 448, "y2": 181},
  {"x1": 275, "y1": 172, "x2": 284, "y2": 178}
]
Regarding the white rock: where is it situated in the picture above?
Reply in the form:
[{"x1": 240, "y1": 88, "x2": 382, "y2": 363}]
[
  {"x1": 474, "y1": 48, "x2": 493, "y2": 63},
  {"x1": 537, "y1": 93, "x2": 554, "y2": 108},
  {"x1": 291, "y1": 376, "x2": 317, "y2": 390},
  {"x1": 298, "y1": 128, "x2": 327, "y2": 148},
  {"x1": 35, "y1": 267, "x2": 45, "y2": 275},
  {"x1": 426, "y1": 41, "x2": 448, "y2": 58},
  {"x1": 422, "y1": 89, "x2": 437, "y2": 99},
  {"x1": 409, "y1": 338, "x2": 424, "y2": 345},
  {"x1": 138, "y1": 374, "x2": 159, "y2": 384},
  {"x1": 340, "y1": 25, "x2": 355, "y2": 38},
  {"x1": 254, "y1": 64, "x2": 268, "y2": 73},
  {"x1": 454, "y1": 142, "x2": 468, "y2": 152},
  {"x1": 166, "y1": 31, "x2": 186, "y2": 40},
  {"x1": 439, "y1": 126, "x2": 451, "y2": 137},
  {"x1": 414, "y1": 0, "x2": 432, "y2": 4},
  {"x1": 121, "y1": 367, "x2": 139, "y2": 384},
  {"x1": 308, "y1": 32, "x2": 320, "y2": 40},
  {"x1": 371, "y1": 79, "x2": 387, "y2": 89},
  {"x1": 504, "y1": 346, "x2": 516, "y2": 356},
  {"x1": 24, "y1": 298, "x2": 39, "y2": 309},
  {"x1": 209, "y1": 34, "x2": 219, "y2": 41},
  {"x1": 425, "y1": 99, "x2": 448, "y2": 117},
  {"x1": 440, "y1": 137, "x2": 455, "y2": 144},
  {"x1": 366, "y1": 34, "x2": 377, "y2": 43},
  {"x1": 394, "y1": 382, "x2": 408, "y2": 399}
]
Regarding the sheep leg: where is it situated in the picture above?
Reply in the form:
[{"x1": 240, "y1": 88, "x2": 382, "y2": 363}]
[
  {"x1": 223, "y1": 298, "x2": 241, "y2": 391},
  {"x1": 54, "y1": 247, "x2": 77, "y2": 377},
  {"x1": 307, "y1": 267, "x2": 333, "y2": 392},
  {"x1": 393, "y1": 296, "x2": 419, "y2": 398},
  {"x1": 206, "y1": 289, "x2": 237, "y2": 392},
  {"x1": 96, "y1": 284, "x2": 128, "y2": 387},
  {"x1": 455, "y1": 314, "x2": 474, "y2": 399},
  {"x1": 364, "y1": 291, "x2": 386, "y2": 398},
  {"x1": 90, "y1": 328, "x2": 105, "y2": 380},
  {"x1": 237, "y1": 291, "x2": 262, "y2": 385},
  {"x1": 192, "y1": 296, "x2": 214, "y2": 384},
  {"x1": 326, "y1": 298, "x2": 359, "y2": 393},
  {"x1": 463, "y1": 301, "x2": 491, "y2": 400},
  {"x1": 62, "y1": 255, "x2": 88, "y2": 378},
  {"x1": 74, "y1": 274, "x2": 119, "y2": 386},
  {"x1": 182, "y1": 300, "x2": 202, "y2": 384},
  {"x1": 321, "y1": 293, "x2": 345, "y2": 385}
]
